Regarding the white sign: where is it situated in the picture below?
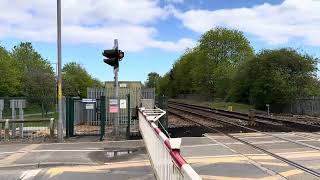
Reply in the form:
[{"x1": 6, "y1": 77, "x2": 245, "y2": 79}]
[
  {"x1": 120, "y1": 99, "x2": 126, "y2": 109},
  {"x1": 85, "y1": 103, "x2": 94, "y2": 110},
  {"x1": 109, "y1": 99, "x2": 118, "y2": 105},
  {"x1": 82, "y1": 99, "x2": 96, "y2": 103},
  {"x1": 120, "y1": 83, "x2": 127, "y2": 88}
]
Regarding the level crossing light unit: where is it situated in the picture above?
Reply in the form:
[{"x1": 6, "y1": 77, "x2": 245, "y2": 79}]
[
  {"x1": 102, "y1": 40, "x2": 125, "y2": 138},
  {"x1": 103, "y1": 49, "x2": 124, "y2": 69}
]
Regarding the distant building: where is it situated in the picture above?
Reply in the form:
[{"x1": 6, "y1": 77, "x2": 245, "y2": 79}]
[{"x1": 104, "y1": 81, "x2": 143, "y2": 89}]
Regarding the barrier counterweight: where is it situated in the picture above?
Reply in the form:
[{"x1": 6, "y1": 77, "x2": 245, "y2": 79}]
[{"x1": 139, "y1": 108, "x2": 201, "y2": 180}]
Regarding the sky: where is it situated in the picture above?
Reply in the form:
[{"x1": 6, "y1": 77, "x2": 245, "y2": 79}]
[{"x1": 0, "y1": 0, "x2": 319, "y2": 82}]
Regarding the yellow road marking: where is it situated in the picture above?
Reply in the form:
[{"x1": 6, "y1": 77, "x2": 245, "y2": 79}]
[{"x1": 201, "y1": 175, "x2": 280, "y2": 180}]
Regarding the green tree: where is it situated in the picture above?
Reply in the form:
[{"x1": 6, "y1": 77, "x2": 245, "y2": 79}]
[
  {"x1": 231, "y1": 48, "x2": 318, "y2": 110},
  {"x1": 145, "y1": 72, "x2": 160, "y2": 87},
  {"x1": 158, "y1": 27, "x2": 254, "y2": 100},
  {"x1": 11, "y1": 42, "x2": 56, "y2": 115},
  {"x1": 198, "y1": 27, "x2": 254, "y2": 99},
  {"x1": 11, "y1": 42, "x2": 56, "y2": 97},
  {"x1": 0, "y1": 46, "x2": 21, "y2": 96},
  {"x1": 62, "y1": 62, "x2": 102, "y2": 98}
]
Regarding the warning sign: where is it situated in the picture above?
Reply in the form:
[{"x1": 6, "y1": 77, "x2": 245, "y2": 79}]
[{"x1": 109, "y1": 99, "x2": 119, "y2": 113}]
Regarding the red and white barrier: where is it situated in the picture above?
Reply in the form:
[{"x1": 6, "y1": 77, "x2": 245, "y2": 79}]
[{"x1": 139, "y1": 108, "x2": 202, "y2": 180}]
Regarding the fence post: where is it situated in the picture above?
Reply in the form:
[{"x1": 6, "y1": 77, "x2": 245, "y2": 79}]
[
  {"x1": 0, "y1": 100, "x2": 2, "y2": 140},
  {"x1": 50, "y1": 118, "x2": 55, "y2": 138},
  {"x1": 70, "y1": 98, "x2": 75, "y2": 137},
  {"x1": 66, "y1": 97, "x2": 70, "y2": 138},
  {"x1": 126, "y1": 94, "x2": 131, "y2": 139},
  {"x1": 100, "y1": 96, "x2": 106, "y2": 141},
  {"x1": 5, "y1": 119, "x2": 9, "y2": 140},
  {"x1": 19, "y1": 107, "x2": 24, "y2": 138}
]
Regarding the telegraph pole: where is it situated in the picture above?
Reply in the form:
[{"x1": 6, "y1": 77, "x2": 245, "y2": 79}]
[{"x1": 57, "y1": 0, "x2": 63, "y2": 142}]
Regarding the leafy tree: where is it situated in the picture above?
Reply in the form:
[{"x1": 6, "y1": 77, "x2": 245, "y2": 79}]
[
  {"x1": 0, "y1": 46, "x2": 21, "y2": 96},
  {"x1": 157, "y1": 27, "x2": 254, "y2": 100},
  {"x1": 145, "y1": 72, "x2": 161, "y2": 93},
  {"x1": 11, "y1": 42, "x2": 56, "y2": 115},
  {"x1": 62, "y1": 62, "x2": 102, "y2": 98},
  {"x1": 198, "y1": 27, "x2": 254, "y2": 99},
  {"x1": 231, "y1": 48, "x2": 318, "y2": 110}
]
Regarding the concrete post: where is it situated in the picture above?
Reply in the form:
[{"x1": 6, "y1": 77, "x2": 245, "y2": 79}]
[
  {"x1": 5, "y1": 119, "x2": 9, "y2": 141},
  {"x1": 19, "y1": 108, "x2": 24, "y2": 138},
  {"x1": 50, "y1": 118, "x2": 55, "y2": 138},
  {"x1": 11, "y1": 104, "x2": 16, "y2": 137}
]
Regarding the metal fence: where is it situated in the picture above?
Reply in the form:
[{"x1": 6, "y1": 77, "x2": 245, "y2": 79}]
[
  {"x1": 0, "y1": 97, "x2": 57, "y2": 142},
  {"x1": 87, "y1": 87, "x2": 155, "y2": 132},
  {"x1": 284, "y1": 97, "x2": 320, "y2": 116},
  {"x1": 0, "y1": 118, "x2": 56, "y2": 142}
]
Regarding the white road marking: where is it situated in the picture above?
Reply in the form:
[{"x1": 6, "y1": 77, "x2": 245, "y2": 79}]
[{"x1": 20, "y1": 169, "x2": 42, "y2": 180}]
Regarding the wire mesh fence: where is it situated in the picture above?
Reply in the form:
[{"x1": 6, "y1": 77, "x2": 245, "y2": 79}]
[
  {"x1": 0, "y1": 97, "x2": 57, "y2": 143},
  {"x1": 0, "y1": 118, "x2": 56, "y2": 143}
]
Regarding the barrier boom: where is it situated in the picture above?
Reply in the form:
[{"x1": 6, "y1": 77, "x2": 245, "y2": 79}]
[{"x1": 139, "y1": 108, "x2": 202, "y2": 180}]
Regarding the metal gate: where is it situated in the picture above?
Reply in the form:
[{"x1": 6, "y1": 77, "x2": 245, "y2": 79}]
[
  {"x1": 87, "y1": 87, "x2": 155, "y2": 137},
  {"x1": 66, "y1": 96, "x2": 106, "y2": 140}
]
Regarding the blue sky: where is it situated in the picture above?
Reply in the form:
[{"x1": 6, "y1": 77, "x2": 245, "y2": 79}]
[{"x1": 0, "y1": 0, "x2": 319, "y2": 82}]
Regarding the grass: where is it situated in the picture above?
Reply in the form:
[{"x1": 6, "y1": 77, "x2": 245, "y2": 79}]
[
  {"x1": 25, "y1": 112, "x2": 58, "y2": 119},
  {"x1": 172, "y1": 99, "x2": 253, "y2": 113},
  {"x1": 210, "y1": 102, "x2": 253, "y2": 113}
]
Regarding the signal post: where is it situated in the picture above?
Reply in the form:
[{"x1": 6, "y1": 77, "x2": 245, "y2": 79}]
[{"x1": 103, "y1": 40, "x2": 125, "y2": 138}]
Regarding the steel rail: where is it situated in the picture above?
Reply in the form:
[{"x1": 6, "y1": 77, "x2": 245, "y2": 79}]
[
  {"x1": 168, "y1": 101, "x2": 320, "y2": 140},
  {"x1": 169, "y1": 104, "x2": 320, "y2": 152},
  {"x1": 169, "y1": 101, "x2": 320, "y2": 129},
  {"x1": 168, "y1": 108, "x2": 320, "y2": 178}
]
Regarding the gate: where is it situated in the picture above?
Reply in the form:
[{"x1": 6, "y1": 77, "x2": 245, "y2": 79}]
[{"x1": 66, "y1": 96, "x2": 106, "y2": 140}]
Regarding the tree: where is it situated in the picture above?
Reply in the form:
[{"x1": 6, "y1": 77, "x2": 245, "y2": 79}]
[
  {"x1": 198, "y1": 27, "x2": 254, "y2": 99},
  {"x1": 0, "y1": 46, "x2": 21, "y2": 96},
  {"x1": 62, "y1": 62, "x2": 102, "y2": 98},
  {"x1": 145, "y1": 72, "x2": 160, "y2": 88},
  {"x1": 11, "y1": 42, "x2": 56, "y2": 115},
  {"x1": 157, "y1": 27, "x2": 254, "y2": 100},
  {"x1": 231, "y1": 48, "x2": 318, "y2": 110}
]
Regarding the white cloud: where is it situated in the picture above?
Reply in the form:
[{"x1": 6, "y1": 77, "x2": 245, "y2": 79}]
[
  {"x1": 174, "y1": 0, "x2": 320, "y2": 46},
  {"x1": 0, "y1": 0, "x2": 194, "y2": 52}
]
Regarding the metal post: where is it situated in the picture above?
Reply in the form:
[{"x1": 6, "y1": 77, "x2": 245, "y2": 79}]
[
  {"x1": 113, "y1": 39, "x2": 119, "y2": 137},
  {"x1": 0, "y1": 99, "x2": 3, "y2": 139},
  {"x1": 57, "y1": 0, "x2": 64, "y2": 142},
  {"x1": 100, "y1": 96, "x2": 106, "y2": 141},
  {"x1": 126, "y1": 94, "x2": 131, "y2": 139}
]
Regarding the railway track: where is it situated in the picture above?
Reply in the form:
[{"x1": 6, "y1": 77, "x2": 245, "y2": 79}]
[
  {"x1": 168, "y1": 102, "x2": 320, "y2": 178},
  {"x1": 169, "y1": 101, "x2": 320, "y2": 133}
]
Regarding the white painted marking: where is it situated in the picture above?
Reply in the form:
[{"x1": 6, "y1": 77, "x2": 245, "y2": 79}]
[
  {"x1": 20, "y1": 169, "x2": 42, "y2": 180},
  {"x1": 206, "y1": 136, "x2": 287, "y2": 179}
]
